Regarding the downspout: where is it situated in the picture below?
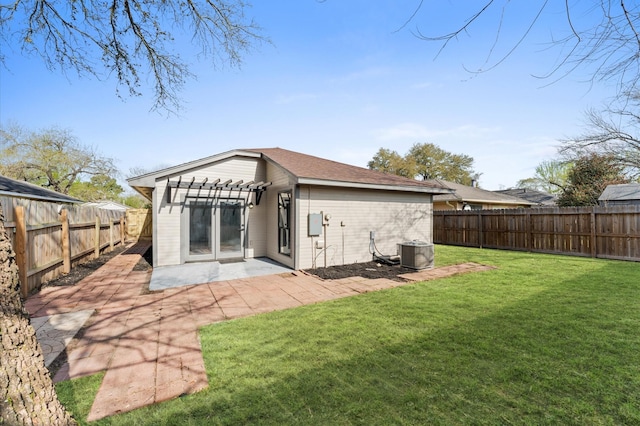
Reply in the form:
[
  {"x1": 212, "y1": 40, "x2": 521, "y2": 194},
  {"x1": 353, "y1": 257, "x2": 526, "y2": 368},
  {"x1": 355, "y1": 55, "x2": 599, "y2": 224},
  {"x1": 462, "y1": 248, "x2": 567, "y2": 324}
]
[
  {"x1": 293, "y1": 185, "x2": 301, "y2": 270},
  {"x1": 323, "y1": 211, "x2": 327, "y2": 268}
]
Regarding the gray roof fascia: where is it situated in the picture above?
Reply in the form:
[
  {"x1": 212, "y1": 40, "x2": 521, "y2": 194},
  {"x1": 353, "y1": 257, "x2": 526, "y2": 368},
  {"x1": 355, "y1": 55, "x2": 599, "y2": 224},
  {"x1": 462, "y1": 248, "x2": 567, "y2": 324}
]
[{"x1": 296, "y1": 177, "x2": 452, "y2": 194}]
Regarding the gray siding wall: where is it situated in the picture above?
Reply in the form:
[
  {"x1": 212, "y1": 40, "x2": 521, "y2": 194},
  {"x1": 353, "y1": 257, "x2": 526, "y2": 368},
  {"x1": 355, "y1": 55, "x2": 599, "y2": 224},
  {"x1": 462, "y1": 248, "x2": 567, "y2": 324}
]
[
  {"x1": 150, "y1": 154, "x2": 434, "y2": 270},
  {"x1": 296, "y1": 186, "x2": 433, "y2": 270},
  {"x1": 153, "y1": 156, "x2": 267, "y2": 267}
]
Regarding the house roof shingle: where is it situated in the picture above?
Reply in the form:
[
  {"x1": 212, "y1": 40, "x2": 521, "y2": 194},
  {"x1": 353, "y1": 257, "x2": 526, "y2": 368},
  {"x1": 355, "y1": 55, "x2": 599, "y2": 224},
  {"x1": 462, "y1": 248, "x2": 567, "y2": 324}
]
[
  {"x1": 247, "y1": 148, "x2": 448, "y2": 192},
  {"x1": 494, "y1": 188, "x2": 557, "y2": 206},
  {"x1": 128, "y1": 147, "x2": 451, "y2": 197},
  {"x1": 0, "y1": 174, "x2": 81, "y2": 203},
  {"x1": 427, "y1": 179, "x2": 537, "y2": 206},
  {"x1": 82, "y1": 200, "x2": 129, "y2": 211},
  {"x1": 598, "y1": 183, "x2": 640, "y2": 201}
]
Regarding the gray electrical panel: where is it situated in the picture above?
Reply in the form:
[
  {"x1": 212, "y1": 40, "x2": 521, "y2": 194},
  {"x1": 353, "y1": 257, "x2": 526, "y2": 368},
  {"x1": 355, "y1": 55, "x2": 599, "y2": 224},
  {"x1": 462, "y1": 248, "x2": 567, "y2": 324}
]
[{"x1": 308, "y1": 213, "x2": 323, "y2": 236}]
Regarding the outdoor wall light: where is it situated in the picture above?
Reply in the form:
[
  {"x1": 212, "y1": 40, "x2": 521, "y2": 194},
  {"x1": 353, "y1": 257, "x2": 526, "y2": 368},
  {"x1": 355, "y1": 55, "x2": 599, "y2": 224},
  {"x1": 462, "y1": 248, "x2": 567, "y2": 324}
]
[{"x1": 248, "y1": 202, "x2": 255, "y2": 209}]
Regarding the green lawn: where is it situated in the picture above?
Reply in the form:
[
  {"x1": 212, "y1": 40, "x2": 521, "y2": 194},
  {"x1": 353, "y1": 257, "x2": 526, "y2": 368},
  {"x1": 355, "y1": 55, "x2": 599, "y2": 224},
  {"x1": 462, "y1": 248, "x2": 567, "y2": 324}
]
[{"x1": 57, "y1": 245, "x2": 640, "y2": 425}]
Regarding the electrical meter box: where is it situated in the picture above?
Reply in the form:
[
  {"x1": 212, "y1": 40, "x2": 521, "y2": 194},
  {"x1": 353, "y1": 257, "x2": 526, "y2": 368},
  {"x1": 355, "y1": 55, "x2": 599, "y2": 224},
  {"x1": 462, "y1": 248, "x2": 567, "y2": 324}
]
[{"x1": 308, "y1": 213, "x2": 323, "y2": 236}]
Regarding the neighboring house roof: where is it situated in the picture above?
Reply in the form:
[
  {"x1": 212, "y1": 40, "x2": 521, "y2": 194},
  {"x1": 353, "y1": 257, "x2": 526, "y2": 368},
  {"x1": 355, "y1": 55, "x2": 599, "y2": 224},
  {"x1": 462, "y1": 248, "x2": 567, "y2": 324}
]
[
  {"x1": 494, "y1": 188, "x2": 557, "y2": 206},
  {"x1": 427, "y1": 179, "x2": 538, "y2": 207},
  {"x1": 598, "y1": 183, "x2": 640, "y2": 202},
  {"x1": 128, "y1": 147, "x2": 451, "y2": 200},
  {"x1": 0, "y1": 174, "x2": 81, "y2": 204},
  {"x1": 83, "y1": 200, "x2": 129, "y2": 211}
]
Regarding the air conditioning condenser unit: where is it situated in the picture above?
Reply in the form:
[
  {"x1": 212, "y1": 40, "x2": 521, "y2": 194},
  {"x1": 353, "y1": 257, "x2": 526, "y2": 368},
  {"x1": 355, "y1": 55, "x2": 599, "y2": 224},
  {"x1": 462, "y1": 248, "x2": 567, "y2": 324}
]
[{"x1": 399, "y1": 241, "x2": 434, "y2": 270}]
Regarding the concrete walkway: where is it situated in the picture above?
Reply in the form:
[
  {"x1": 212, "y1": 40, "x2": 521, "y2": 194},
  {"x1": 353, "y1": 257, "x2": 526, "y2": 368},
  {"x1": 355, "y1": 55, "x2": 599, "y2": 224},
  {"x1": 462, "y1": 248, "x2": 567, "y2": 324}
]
[
  {"x1": 25, "y1": 242, "x2": 495, "y2": 422},
  {"x1": 31, "y1": 309, "x2": 94, "y2": 367}
]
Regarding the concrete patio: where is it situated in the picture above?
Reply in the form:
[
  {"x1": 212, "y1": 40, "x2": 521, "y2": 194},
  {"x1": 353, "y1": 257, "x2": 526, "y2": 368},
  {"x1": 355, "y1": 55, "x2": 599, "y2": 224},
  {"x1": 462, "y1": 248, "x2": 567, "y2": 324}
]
[
  {"x1": 148, "y1": 257, "x2": 293, "y2": 291},
  {"x1": 25, "y1": 241, "x2": 495, "y2": 422}
]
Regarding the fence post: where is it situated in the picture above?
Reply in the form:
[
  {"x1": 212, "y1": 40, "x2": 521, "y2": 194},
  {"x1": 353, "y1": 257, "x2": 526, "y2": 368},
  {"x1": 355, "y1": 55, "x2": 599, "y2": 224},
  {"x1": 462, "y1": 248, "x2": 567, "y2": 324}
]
[
  {"x1": 590, "y1": 206, "x2": 597, "y2": 258},
  {"x1": 120, "y1": 216, "x2": 125, "y2": 244},
  {"x1": 94, "y1": 216, "x2": 101, "y2": 258},
  {"x1": 109, "y1": 219, "x2": 114, "y2": 250},
  {"x1": 525, "y1": 210, "x2": 531, "y2": 252},
  {"x1": 60, "y1": 208, "x2": 71, "y2": 273},
  {"x1": 14, "y1": 206, "x2": 29, "y2": 298},
  {"x1": 478, "y1": 211, "x2": 483, "y2": 249}
]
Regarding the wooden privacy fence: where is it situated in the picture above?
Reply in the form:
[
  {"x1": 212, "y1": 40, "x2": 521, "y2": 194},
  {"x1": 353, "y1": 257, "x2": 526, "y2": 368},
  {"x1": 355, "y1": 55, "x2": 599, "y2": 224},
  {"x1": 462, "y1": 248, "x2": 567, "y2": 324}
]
[
  {"x1": 1, "y1": 196, "x2": 126, "y2": 297},
  {"x1": 433, "y1": 205, "x2": 640, "y2": 262},
  {"x1": 126, "y1": 208, "x2": 152, "y2": 240}
]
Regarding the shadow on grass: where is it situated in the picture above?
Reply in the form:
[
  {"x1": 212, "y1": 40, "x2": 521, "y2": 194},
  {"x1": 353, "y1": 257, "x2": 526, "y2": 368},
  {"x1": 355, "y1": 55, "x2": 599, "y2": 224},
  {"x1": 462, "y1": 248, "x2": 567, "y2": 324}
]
[
  {"x1": 55, "y1": 373, "x2": 104, "y2": 422},
  {"x1": 62, "y1": 253, "x2": 640, "y2": 425}
]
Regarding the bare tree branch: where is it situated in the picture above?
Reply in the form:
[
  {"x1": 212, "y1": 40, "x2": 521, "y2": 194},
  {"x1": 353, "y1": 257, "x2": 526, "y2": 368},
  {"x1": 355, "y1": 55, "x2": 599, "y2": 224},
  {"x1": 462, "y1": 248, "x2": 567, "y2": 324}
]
[
  {"x1": 560, "y1": 99, "x2": 640, "y2": 179},
  {"x1": 0, "y1": 0, "x2": 266, "y2": 112},
  {"x1": 406, "y1": 1, "x2": 640, "y2": 100},
  {"x1": 565, "y1": 0, "x2": 580, "y2": 41}
]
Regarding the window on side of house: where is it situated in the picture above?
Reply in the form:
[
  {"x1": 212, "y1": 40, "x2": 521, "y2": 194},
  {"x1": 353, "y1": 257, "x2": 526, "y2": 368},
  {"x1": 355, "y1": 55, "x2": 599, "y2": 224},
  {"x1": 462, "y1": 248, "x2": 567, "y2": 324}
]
[{"x1": 278, "y1": 191, "x2": 291, "y2": 255}]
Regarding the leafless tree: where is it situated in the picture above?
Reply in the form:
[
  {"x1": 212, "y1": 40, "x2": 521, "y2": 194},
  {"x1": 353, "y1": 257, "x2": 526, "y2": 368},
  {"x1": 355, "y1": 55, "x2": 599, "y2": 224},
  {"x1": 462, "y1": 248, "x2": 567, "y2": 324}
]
[
  {"x1": 0, "y1": 124, "x2": 118, "y2": 194},
  {"x1": 0, "y1": 0, "x2": 265, "y2": 112},
  {"x1": 559, "y1": 95, "x2": 640, "y2": 179},
  {"x1": 407, "y1": 1, "x2": 640, "y2": 99}
]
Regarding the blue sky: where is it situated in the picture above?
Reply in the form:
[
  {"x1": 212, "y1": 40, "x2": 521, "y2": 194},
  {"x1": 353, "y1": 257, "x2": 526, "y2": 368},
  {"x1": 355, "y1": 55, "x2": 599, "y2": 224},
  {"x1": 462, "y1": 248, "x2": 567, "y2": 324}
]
[{"x1": 0, "y1": 1, "x2": 616, "y2": 190}]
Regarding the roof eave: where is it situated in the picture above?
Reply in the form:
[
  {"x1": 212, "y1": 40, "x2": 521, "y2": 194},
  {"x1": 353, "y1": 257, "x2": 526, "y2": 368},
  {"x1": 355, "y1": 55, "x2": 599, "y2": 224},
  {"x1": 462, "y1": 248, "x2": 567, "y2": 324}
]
[
  {"x1": 435, "y1": 195, "x2": 536, "y2": 205},
  {"x1": 0, "y1": 190, "x2": 81, "y2": 204},
  {"x1": 462, "y1": 198, "x2": 536, "y2": 205},
  {"x1": 296, "y1": 178, "x2": 451, "y2": 194},
  {"x1": 130, "y1": 186, "x2": 153, "y2": 201}
]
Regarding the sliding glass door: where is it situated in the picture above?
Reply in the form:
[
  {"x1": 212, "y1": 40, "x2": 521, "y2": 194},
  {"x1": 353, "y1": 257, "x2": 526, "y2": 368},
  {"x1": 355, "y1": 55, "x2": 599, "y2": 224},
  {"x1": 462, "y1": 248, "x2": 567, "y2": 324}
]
[
  {"x1": 187, "y1": 201, "x2": 213, "y2": 260},
  {"x1": 184, "y1": 199, "x2": 244, "y2": 262}
]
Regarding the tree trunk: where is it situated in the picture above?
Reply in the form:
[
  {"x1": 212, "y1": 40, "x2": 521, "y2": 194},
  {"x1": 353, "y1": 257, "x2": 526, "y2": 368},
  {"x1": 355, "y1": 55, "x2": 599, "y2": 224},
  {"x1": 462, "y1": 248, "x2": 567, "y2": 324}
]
[{"x1": 0, "y1": 205, "x2": 76, "y2": 425}]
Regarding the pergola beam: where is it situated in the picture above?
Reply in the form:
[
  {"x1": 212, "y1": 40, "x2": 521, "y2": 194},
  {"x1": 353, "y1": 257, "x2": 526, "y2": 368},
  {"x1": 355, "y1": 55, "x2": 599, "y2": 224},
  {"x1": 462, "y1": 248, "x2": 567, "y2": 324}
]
[{"x1": 165, "y1": 178, "x2": 272, "y2": 205}]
